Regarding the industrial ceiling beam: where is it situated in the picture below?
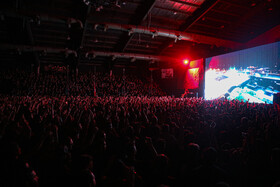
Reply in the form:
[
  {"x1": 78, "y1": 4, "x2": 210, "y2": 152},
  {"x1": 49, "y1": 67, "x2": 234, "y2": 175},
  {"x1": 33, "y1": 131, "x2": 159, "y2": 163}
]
[
  {"x1": 211, "y1": 9, "x2": 241, "y2": 17},
  {"x1": 0, "y1": 11, "x2": 83, "y2": 28},
  {"x1": 26, "y1": 21, "x2": 35, "y2": 45},
  {"x1": 217, "y1": 1, "x2": 270, "y2": 42},
  {"x1": 96, "y1": 23, "x2": 241, "y2": 48},
  {"x1": 186, "y1": 29, "x2": 241, "y2": 40},
  {"x1": 158, "y1": 0, "x2": 221, "y2": 55},
  {"x1": 0, "y1": 44, "x2": 77, "y2": 56},
  {"x1": 131, "y1": 0, "x2": 157, "y2": 24},
  {"x1": 130, "y1": 39, "x2": 163, "y2": 45},
  {"x1": 179, "y1": 0, "x2": 221, "y2": 32},
  {"x1": 219, "y1": 0, "x2": 249, "y2": 10},
  {"x1": 114, "y1": 0, "x2": 157, "y2": 52},
  {"x1": 26, "y1": 19, "x2": 41, "y2": 66},
  {"x1": 0, "y1": 44, "x2": 179, "y2": 62},
  {"x1": 36, "y1": 40, "x2": 66, "y2": 45},
  {"x1": 77, "y1": 5, "x2": 92, "y2": 66},
  {"x1": 194, "y1": 23, "x2": 223, "y2": 30},
  {"x1": 154, "y1": 6, "x2": 192, "y2": 16},
  {"x1": 127, "y1": 44, "x2": 158, "y2": 49},
  {"x1": 80, "y1": 6, "x2": 92, "y2": 48},
  {"x1": 169, "y1": 0, "x2": 200, "y2": 8},
  {"x1": 85, "y1": 51, "x2": 160, "y2": 61},
  {"x1": 203, "y1": 16, "x2": 233, "y2": 25},
  {"x1": 125, "y1": 48, "x2": 155, "y2": 53}
]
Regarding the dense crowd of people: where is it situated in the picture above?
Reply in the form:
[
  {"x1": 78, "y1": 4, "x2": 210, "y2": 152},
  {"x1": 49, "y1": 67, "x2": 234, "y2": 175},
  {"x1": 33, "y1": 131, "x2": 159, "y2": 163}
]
[
  {"x1": 0, "y1": 93, "x2": 280, "y2": 187},
  {"x1": 0, "y1": 70, "x2": 165, "y2": 96},
  {"x1": 0, "y1": 69, "x2": 280, "y2": 187}
]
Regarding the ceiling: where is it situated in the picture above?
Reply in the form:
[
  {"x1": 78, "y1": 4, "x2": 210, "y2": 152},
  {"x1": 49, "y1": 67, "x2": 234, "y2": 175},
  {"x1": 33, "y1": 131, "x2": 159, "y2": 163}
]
[{"x1": 0, "y1": 0, "x2": 279, "y2": 67}]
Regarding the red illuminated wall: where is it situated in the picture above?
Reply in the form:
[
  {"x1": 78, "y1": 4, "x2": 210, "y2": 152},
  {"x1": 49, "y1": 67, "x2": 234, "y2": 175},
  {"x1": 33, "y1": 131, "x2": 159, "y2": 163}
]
[
  {"x1": 185, "y1": 68, "x2": 199, "y2": 89},
  {"x1": 184, "y1": 58, "x2": 204, "y2": 90}
]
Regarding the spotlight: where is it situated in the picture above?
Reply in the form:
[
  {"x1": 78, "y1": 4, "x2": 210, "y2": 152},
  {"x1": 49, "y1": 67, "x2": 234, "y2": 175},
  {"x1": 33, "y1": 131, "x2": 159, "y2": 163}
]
[
  {"x1": 151, "y1": 31, "x2": 158, "y2": 39},
  {"x1": 183, "y1": 59, "x2": 189, "y2": 65},
  {"x1": 128, "y1": 28, "x2": 133, "y2": 36},
  {"x1": 177, "y1": 35, "x2": 182, "y2": 40}
]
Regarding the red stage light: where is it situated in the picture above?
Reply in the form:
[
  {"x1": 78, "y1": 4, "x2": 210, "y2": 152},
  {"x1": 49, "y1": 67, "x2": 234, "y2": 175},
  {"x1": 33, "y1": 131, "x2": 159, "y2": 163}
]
[{"x1": 184, "y1": 59, "x2": 189, "y2": 65}]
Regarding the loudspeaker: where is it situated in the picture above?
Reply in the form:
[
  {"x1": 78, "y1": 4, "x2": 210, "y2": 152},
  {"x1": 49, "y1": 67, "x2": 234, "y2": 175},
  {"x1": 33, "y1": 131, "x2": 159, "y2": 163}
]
[{"x1": 273, "y1": 93, "x2": 280, "y2": 104}]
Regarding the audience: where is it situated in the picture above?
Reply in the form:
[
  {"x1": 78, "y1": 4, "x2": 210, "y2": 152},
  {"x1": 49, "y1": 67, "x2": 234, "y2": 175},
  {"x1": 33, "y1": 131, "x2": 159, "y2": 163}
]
[
  {"x1": 0, "y1": 70, "x2": 165, "y2": 96},
  {"x1": 0, "y1": 70, "x2": 280, "y2": 187}
]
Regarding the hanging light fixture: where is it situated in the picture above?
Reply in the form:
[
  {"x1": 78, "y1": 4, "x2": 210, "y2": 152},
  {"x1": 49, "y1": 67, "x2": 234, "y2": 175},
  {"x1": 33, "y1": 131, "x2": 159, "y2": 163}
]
[{"x1": 83, "y1": 0, "x2": 127, "y2": 10}]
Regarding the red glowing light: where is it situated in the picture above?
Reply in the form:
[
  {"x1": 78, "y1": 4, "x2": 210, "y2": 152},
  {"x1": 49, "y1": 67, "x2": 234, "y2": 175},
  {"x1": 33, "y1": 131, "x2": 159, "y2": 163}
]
[
  {"x1": 251, "y1": 2, "x2": 256, "y2": 7},
  {"x1": 184, "y1": 59, "x2": 189, "y2": 65}
]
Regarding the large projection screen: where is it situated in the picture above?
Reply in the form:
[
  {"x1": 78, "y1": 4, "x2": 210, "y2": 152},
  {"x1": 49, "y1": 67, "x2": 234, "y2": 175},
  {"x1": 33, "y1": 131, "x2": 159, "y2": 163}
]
[{"x1": 205, "y1": 42, "x2": 280, "y2": 104}]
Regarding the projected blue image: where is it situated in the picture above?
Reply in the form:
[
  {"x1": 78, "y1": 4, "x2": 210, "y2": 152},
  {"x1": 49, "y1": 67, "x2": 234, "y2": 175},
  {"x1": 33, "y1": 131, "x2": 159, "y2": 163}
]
[
  {"x1": 205, "y1": 42, "x2": 280, "y2": 104},
  {"x1": 205, "y1": 67, "x2": 280, "y2": 104}
]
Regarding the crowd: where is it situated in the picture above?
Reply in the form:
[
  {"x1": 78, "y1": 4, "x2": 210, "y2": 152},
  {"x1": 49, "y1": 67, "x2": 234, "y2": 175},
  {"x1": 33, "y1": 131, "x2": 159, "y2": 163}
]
[
  {"x1": 1, "y1": 69, "x2": 280, "y2": 187},
  {"x1": 0, "y1": 70, "x2": 165, "y2": 96},
  {"x1": 0, "y1": 93, "x2": 280, "y2": 187}
]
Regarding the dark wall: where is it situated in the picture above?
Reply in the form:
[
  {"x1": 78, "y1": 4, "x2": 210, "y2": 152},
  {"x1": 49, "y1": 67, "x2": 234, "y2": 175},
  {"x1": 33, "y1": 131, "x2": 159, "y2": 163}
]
[
  {"x1": 78, "y1": 60, "x2": 150, "y2": 78},
  {"x1": 154, "y1": 65, "x2": 187, "y2": 97}
]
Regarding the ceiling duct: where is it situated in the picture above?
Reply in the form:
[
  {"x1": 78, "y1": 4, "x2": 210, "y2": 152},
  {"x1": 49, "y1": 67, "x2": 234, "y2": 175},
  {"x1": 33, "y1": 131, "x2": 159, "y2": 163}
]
[
  {"x1": 85, "y1": 51, "x2": 180, "y2": 62},
  {"x1": 0, "y1": 44, "x2": 77, "y2": 54},
  {"x1": 0, "y1": 44, "x2": 179, "y2": 62},
  {"x1": 85, "y1": 51, "x2": 160, "y2": 61},
  {"x1": 0, "y1": 11, "x2": 83, "y2": 28},
  {"x1": 94, "y1": 23, "x2": 242, "y2": 49}
]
